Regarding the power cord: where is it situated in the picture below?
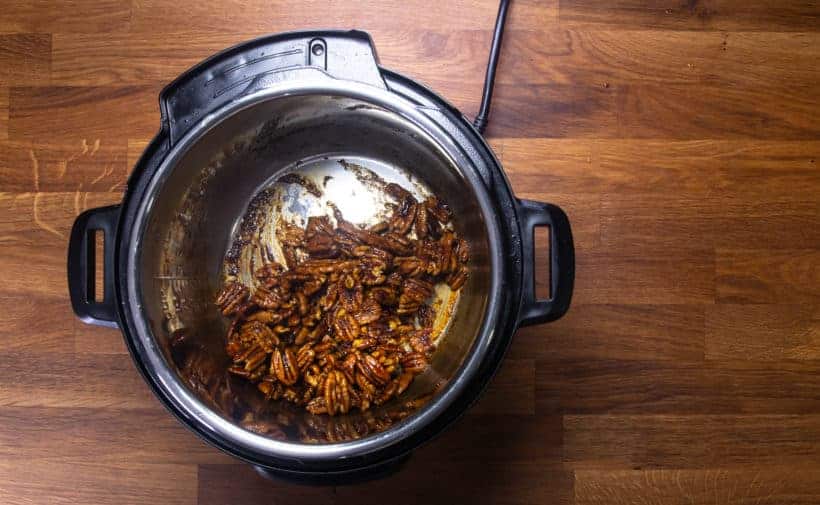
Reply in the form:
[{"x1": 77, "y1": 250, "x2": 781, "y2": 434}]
[{"x1": 473, "y1": 0, "x2": 511, "y2": 134}]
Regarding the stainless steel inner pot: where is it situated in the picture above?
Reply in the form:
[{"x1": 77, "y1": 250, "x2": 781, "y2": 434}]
[{"x1": 127, "y1": 83, "x2": 503, "y2": 461}]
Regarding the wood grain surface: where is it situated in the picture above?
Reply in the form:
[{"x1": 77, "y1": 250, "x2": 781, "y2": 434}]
[{"x1": 0, "y1": 0, "x2": 818, "y2": 503}]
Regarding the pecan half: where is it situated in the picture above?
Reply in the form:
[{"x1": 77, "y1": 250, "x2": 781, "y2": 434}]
[
  {"x1": 354, "y1": 297, "x2": 382, "y2": 325},
  {"x1": 401, "y1": 352, "x2": 429, "y2": 373},
  {"x1": 396, "y1": 372, "x2": 414, "y2": 395},
  {"x1": 271, "y1": 347, "x2": 299, "y2": 385},
  {"x1": 417, "y1": 303, "x2": 436, "y2": 328},
  {"x1": 425, "y1": 195, "x2": 451, "y2": 224},
  {"x1": 216, "y1": 282, "x2": 248, "y2": 315},
  {"x1": 296, "y1": 344, "x2": 315, "y2": 371},
  {"x1": 332, "y1": 308, "x2": 360, "y2": 341},
  {"x1": 324, "y1": 369, "x2": 351, "y2": 415},
  {"x1": 397, "y1": 277, "x2": 434, "y2": 314},
  {"x1": 252, "y1": 286, "x2": 284, "y2": 310},
  {"x1": 414, "y1": 203, "x2": 429, "y2": 239},
  {"x1": 447, "y1": 265, "x2": 469, "y2": 291},
  {"x1": 357, "y1": 353, "x2": 391, "y2": 386}
]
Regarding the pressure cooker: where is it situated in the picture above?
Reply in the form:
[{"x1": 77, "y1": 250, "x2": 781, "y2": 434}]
[{"x1": 67, "y1": 11, "x2": 574, "y2": 484}]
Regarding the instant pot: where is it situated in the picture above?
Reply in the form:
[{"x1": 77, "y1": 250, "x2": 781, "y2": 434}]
[{"x1": 67, "y1": 12, "x2": 574, "y2": 484}]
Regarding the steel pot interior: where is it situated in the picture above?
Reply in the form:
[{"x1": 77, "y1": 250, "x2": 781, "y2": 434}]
[{"x1": 135, "y1": 92, "x2": 493, "y2": 446}]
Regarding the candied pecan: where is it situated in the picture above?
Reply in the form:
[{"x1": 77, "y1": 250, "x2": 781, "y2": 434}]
[
  {"x1": 255, "y1": 262, "x2": 285, "y2": 284},
  {"x1": 252, "y1": 286, "x2": 283, "y2": 309},
  {"x1": 229, "y1": 360, "x2": 266, "y2": 381},
  {"x1": 340, "y1": 353, "x2": 358, "y2": 383},
  {"x1": 427, "y1": 215, "x2": 443, "y2": 239},
  {"x1": 301, "y1": 275, "x2": 326, "y2": 296},
  {"x1": 414, "y1": 203, "x2": 429, "y2": 239},
  {"x1": 357, "y1": 353, "x2": 391, "y2": 386},
  {"x1": 353, "y1": 244, "x2": 393, "y2": 265},
  {"x1": 271, "y1": 347, "x2": 299, "y2": 385},
  {"x1": 293, "y1": 326, "x2": 311, "y2": 346},
  {"x1": 359, "y1": 264, "x2": 387, "y2": 286},
  {"x1": 225, "y1": 339, "x2": 243, "y2": 359},
  {"x1": 277, "y1": 221, "x2": 305, "y2": 246},
  {"x1": 352, "y1": 337, "x2": 377, "y2": 351},
  {"x1": 425, "y1": 196, "x2": 451, "y2": 224},
  {"x1": 396, "y1": 372, "x2": 414, "y2": 395},
  {"x1": 385, "y1": 182, "x2": 413, "y2": 202},
  {"x1": 337, "y1": 220, "x2": 412, "y2": 256},
  {"x1": 319, "y1": 352, "x2": 337, "y2": 370},
  {"x1": 243, "y1": 346, "x2": 268, "y2": 371},
  {"x1": 319, "y1": 282, "x2": 340, "y2": 311},
  {"x1": 343, "y1": 273, "x2": 356, "y2": 290},
  {"x1": 338, "y1": 285, "x2": 363, "y2": 313},
  {"x1": 246, "y1": 310, "x2": 283, "y2": 325},
  {"x1": 296, "y1": 344, "x2": 315, "y2": 371},
  {"x1": 308, "y1": 320, "x2": 328, "y2": 343},
  {"x1": 324, "y1": 370, "x2": 351, "y2": 415},
  {"x1": 354, "y1": 297, "x2": 382, "y2": 325},
  {"x1": 439, "y1": 232, "x2": 456, "y2": 274},
  {"x1": 332, "y1": 308, "x2": 360, "y2": 341},
  {"x1": 447, "y1": 265, "x2": 469, "y2": 290},
  {"x1": 368, "y1": 286, "x2": 397, "y2": 306},
  {"x1": 216, "y1": 282, "x2": 248, "y2": 315},
  {"x1": 305, "y1": 232, "x2": 338, "y2": 258},
  {"x1": 374, "y1": 380, "x2": 398, "y2": 406},
  {"x1": 282, "y1": 245, "x2": 298, "y2": 269},
  {"x1": 355, "y1": 370, "x2": 377, "y2": 398},
  {"x1": 306, "y1": 396, "x2": 328, "y2": 414},
  {"x1": 304, "y1": 364, "x2": 323, "y2": 388},
  {"x1": 306, "y1": 215, "x2": 334, "y2": 236},
  {"x1": 409, "y1": 329, "x2": 435, "y2": 356},
  {"x1": 401, "y1": 352, "x2": 429, "y2": 373},
  {"x1": 282, "y1": 270, "x2": 317, "y2": 285},
  {"x1": 396, "y1": 201, "x2": 418, "y2": 235},
  {"x1": 313, "y1": 339, "x2": 333, "y2": 355},
  {"x1": 368, "y1": 221, "x2": 389, "y2": 233},
  {"x1": 373, "y1": 341, "x2": 400, "y2": 355},
  {"x1": 257, "y1": 379, "x2": 283, "y2": 399},
  {"x1": 417, "y1": 303, "x2": 436, "y2": 328},
  {"x1": 397, "y1": 277, "x2": 434, "y2": 314},
  {"x1": 395, "y1": 256, "x2": 426, "y2": 277},
  {"x1": 456, "y1": 237, "x2": 470, "y2": 263},
  {"x1": 236, "y1": 321, "x2": 279, "y2": 352},
  {"x1": 296, "y1": 291, "x2": 309, "y2": 316},
  {"x1": 281, "y1": 387, "x2": 300, "y2": 403},
  {"x1": 448, "y1": 246, "x2": 459, "y2": 274},
  {"x1": 272, "y1": 324, "x2": 290, "y2": 335},
  {"x1": 298, "y1": 258, "x2": 357, "y2": 274},
  {"x1": 384, "y1": 231, "x2": 411, "y2": 249},
  {"x1": 358, "y1": 395, "x2": 371, "y2": 412}
]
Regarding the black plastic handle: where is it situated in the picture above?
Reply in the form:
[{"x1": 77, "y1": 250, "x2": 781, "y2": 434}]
[
  {"x1": 67, "y1": 205, "x2": 120, "y2": 328},
  {"x1": 161, "y1": 30, "x2": 386, "y2": 146},
  {"x1": 516, "y1": 199, "x2": 575, "y2": 326}
]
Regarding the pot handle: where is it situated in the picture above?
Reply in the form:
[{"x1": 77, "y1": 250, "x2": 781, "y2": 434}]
[
  {"x1": 516, "y1": 199, "x2": 575, "y2": 326},
  {"x1": 67, "y1": 205, "x2": 120, "y2": 328},
  {"x1": 160, "y1": 30, "x2": 387, "y2": 146}
]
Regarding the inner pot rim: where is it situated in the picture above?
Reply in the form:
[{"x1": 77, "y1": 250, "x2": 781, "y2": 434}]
[{"x1": 125, "y1": 79, "x2": 505, "y2": 462}]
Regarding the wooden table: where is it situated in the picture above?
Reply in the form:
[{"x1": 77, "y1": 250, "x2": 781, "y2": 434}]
[{"x1": 2, "y1": 0, "x2": 819, "y2": 503}]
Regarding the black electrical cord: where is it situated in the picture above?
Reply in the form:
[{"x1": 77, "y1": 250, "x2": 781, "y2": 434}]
[{"x1": 473, "y1": 0, "x2": 511, "y2": 135}]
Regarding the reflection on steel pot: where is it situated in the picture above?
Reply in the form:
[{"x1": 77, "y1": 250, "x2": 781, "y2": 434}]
[{"x1": 67, "y1": 29, "x2": 574, "y2": 484}]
